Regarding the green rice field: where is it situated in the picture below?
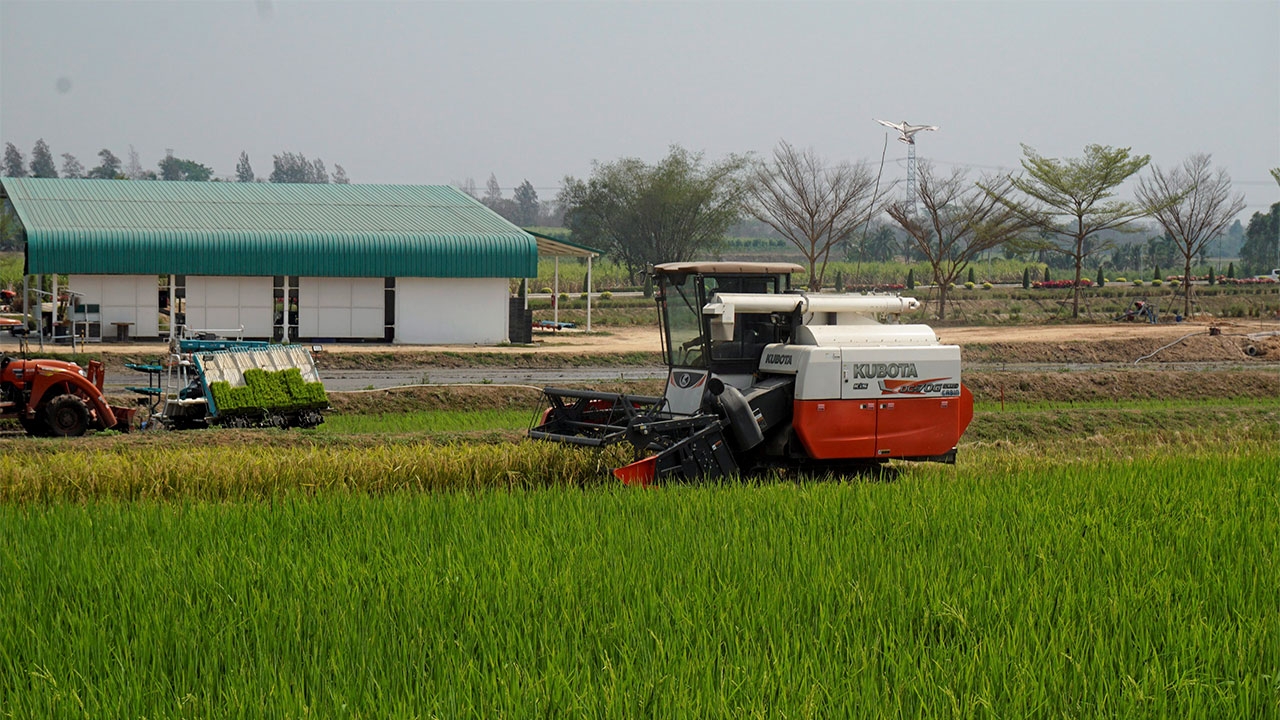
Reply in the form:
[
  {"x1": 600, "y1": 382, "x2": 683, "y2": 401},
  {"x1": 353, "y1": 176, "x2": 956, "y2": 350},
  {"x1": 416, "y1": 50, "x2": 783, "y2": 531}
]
[{"x1": 1, "y1": 401, "x2": 1278, "y2": 717}]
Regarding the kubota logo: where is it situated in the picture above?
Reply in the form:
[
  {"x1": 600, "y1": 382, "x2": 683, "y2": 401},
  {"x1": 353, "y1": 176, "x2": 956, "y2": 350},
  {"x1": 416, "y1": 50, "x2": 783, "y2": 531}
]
[
  {"x1": 850, "y1": 362, "x2": 918, "y2": 379},
  {"x1": 764, "y1": 353, "x2": 793, "y2": 365}
]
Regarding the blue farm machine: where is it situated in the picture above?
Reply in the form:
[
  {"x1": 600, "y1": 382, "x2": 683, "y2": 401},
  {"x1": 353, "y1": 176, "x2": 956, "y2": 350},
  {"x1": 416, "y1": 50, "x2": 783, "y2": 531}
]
[{"x1": 130, "y1": 339, "x2": 328, "y2": 430}]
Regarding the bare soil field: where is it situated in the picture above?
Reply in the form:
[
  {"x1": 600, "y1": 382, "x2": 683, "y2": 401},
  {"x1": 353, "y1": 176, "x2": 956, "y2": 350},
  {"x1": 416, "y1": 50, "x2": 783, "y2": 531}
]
[
  {"x1": 394, "y1": 319, "x2": 1280, "y2": 361},
  {"x1": 335, "y1": 320, "x2": 1280, "y2": 366},
  {"x1": 316, "y1": 318, "x2": 1280, "y2": 365}
]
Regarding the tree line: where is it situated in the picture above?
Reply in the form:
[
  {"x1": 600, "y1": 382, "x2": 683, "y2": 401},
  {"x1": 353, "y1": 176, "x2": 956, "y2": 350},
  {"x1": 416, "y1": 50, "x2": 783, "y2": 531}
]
[
  {"x1": 4, "y1": 136, "x2": 1276, "y2": 321},
  {"x1": 1, "y1": 139, "x2": 349, "y2": 184},
  {"x1": 455, "y1": 174, "x2": 561, "y2": 228},
  {"x1": 556, "y1": 143, "x2": 1278, "y2": 320}
]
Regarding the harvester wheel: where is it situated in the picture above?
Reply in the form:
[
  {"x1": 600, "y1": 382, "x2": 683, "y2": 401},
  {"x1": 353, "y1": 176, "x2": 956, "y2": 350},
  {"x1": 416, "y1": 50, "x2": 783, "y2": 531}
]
[{"x1": 44, "y1": 394, "x2": 91, "y2": 437}]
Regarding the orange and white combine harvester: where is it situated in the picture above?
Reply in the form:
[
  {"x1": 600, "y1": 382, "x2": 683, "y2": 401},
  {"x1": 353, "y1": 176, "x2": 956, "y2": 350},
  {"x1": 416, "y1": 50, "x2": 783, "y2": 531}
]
[{"x1": 530, "y1": 262, "x2": 974, "y2": 484}]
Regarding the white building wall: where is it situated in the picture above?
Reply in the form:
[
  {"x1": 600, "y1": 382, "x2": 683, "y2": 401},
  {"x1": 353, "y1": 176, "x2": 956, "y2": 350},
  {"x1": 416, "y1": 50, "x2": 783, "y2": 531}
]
[
  {"x1": 298, "y1": 277, "x2": 385, "y2": 339},
  {"x1": 68, "y1": 275, "x2": 160, "y2": 338},
  {"x1": 185, "y1": 276, "x2": 273, "y2": 338},
  {"x1": 394, "y1": 277, "x2": 508, "y2": 345}
]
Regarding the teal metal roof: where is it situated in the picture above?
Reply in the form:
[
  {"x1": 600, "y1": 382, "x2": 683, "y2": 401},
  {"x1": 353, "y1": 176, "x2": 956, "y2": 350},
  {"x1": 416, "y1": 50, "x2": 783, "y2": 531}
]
[{"x1": 0, "y1": 178, "x2": 538, "y2": 278}]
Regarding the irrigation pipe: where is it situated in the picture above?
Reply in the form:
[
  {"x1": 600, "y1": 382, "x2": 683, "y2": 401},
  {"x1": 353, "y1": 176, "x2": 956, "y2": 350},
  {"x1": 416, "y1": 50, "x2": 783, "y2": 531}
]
[
  {"x1": 328, "y1": 383, "x2": 547, "y2": 394},
  {"x1": 1132, "y1": 332, "x2": 1207, "y2": 364},
  {"x1": 1132, "y1": 328, "x2": 1274, "y2": 364}
]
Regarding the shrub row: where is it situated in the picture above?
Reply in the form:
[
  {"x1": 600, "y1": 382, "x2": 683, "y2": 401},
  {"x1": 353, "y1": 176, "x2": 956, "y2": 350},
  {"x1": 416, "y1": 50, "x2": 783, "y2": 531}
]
[{"x1": 1032, "y1": 279, "x2": 1094, "y2": 289}]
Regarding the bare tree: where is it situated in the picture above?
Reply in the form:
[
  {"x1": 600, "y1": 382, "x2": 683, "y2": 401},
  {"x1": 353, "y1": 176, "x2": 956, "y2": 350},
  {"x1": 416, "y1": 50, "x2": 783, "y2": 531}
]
[
  {"x1": 743, "y1": 141, "x2": 878, "y2": 290},
  {"x1": 1137, "y1": 154, "x2": 1246, "y2": 317},
  {"x1": 887, "y1": 163, "x2": 1033, "y2": 319},
  {"x1": 60, "y1": 153, "x2": 85, "y2": 179},
  {"x1": 125, "y1": 145, "x2": 145, "y2": 180},
  {"x1": 983, "y1": 144, "x2": 1150, "y2": 318}
]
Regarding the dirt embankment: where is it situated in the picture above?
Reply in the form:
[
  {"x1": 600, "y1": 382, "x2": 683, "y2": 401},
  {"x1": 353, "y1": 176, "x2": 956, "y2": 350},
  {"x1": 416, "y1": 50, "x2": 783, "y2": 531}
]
[
  {"x1": 316, "y1": 321, "x2": 1280, "y2": 413},
  {"x1": 320, "y1": 369, "x2": 1278, "y2": 415},
  {"x1": 963, "y1": 369, "x2": 1280, "y2": 405},
  {"x1": 14, "y1": 320, "x2": 1278, "y2": 370},
  {"x1": 937, "y1": 321, "x2": 1280, "y2": 365}
]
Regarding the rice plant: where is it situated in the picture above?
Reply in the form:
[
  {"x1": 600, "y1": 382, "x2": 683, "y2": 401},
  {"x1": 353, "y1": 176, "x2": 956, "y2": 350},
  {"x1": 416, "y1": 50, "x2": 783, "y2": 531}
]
[
  {"x1": 1, "y1": 444, "x2": 1276, "y2": 718},
  {"x1": 319, "y1": 408, "x2": 531, "y2": 435}
]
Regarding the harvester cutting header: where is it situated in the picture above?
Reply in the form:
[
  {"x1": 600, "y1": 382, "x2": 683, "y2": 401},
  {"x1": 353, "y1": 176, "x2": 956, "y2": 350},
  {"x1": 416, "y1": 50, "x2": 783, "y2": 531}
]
[{"x1": 531, "y1": 262, "x2": 973, "y2": 484}]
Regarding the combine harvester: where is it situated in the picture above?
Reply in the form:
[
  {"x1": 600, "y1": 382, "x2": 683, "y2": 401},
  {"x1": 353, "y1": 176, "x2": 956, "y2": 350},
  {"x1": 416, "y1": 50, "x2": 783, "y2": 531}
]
[
  {"x1": 134, "y1": 339, "x2": 328, "y2": 430},
  {"x1": 530, "y1": 262, "x2": 973, "y2": 484}
]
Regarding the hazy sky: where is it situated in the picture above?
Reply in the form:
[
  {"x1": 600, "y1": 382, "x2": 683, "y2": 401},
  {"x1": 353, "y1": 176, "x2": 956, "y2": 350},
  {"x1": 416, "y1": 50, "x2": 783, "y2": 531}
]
[{"x1": 2, "y1": 0, "x2": 1277, "y2": 213}]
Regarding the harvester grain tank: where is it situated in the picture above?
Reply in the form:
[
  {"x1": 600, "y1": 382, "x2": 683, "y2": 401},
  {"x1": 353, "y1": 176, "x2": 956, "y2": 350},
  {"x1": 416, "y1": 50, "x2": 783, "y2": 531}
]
[{"x1": 530, "y1": 262, "x2": 973, "y2": 483}]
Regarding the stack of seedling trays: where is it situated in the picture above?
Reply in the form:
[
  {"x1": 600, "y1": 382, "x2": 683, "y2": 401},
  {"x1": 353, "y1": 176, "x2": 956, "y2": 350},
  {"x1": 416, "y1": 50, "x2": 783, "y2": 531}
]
[{"x1": 197, "y1": 345, "x2": 328, "y2": 428}]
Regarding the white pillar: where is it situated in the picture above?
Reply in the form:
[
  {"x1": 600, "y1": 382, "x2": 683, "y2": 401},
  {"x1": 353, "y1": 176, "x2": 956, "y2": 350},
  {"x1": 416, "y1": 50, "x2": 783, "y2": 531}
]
[
  {"x1": 168, "y1": 274, "x2": 176, "y2": 344},
  {"x1": 35, "y1": 275, "x2": 43, "y2": 350},
  {"x1": 51, "y1": 273, "x2": 57, "y2": 343},
  {"x1": 553, "y1": 256, "x2": 560, "y2": 326},
  {"x1": 22, "y1": 274, "x2": 32, "y2": 350},
  {"x1": 586, "y1": 255, "x2": 593, "y2": 332}
]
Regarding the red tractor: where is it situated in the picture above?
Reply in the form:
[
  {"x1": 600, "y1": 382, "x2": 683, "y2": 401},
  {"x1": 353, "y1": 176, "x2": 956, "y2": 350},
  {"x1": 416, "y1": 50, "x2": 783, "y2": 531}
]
[{"x1": 0, "y1": 354, "x2": 132, "y2": 436}]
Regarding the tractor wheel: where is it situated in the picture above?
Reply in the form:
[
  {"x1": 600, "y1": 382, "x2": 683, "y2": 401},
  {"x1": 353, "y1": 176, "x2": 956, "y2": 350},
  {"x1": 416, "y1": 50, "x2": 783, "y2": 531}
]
[
  {"x1": 19, "y1": 415, "x2": 52, "y2": 437},
  {"x1": 44, "y1": 394, "x2": 91, "y2": 437}
]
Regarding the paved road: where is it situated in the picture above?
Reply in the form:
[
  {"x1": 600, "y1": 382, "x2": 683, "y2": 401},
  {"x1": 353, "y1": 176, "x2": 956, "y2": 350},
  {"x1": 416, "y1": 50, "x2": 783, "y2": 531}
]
[
  {"x1": 314, "y1": 366, "x2": 669, "y2": 392},
  {"x1": 99, "y1": 366, "x2": 671, "y2": 394}
]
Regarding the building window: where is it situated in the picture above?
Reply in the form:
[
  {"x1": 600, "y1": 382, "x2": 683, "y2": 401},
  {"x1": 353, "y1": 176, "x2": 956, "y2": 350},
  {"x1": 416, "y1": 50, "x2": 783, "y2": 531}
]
[
  {"x1": 273, "y1": 275, "x2": 299, "y2": 341},
  {"x1": 384, "y1": 277, "x2": 395, "y2": 342}
]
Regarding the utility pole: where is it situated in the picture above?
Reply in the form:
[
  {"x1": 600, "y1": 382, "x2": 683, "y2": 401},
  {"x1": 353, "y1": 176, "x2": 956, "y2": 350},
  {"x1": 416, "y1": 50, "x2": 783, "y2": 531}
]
[{"x1": 874, "y1": 120, "x2": 939, "y2": 217}]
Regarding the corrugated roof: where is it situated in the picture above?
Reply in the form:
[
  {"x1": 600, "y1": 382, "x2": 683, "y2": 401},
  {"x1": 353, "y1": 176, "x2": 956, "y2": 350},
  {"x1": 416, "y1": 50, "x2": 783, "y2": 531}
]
[
  {"x1": 1, "y1": 178, "x2": 538, "y2": 278},
  {"x1": 526, "y1": 230, "x2": 604, "y2": 259}
]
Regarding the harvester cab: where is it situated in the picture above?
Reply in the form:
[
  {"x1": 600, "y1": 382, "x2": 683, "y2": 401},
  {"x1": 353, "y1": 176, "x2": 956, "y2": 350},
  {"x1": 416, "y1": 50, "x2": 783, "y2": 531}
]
[{"x1": 530, "y1": 262, "x2": 974, "y2": 485}]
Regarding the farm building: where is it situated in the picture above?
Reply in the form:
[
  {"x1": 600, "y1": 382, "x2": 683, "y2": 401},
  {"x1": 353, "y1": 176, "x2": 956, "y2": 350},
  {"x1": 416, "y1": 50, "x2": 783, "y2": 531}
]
[{"x1": 0, "y1": 177, "x2": 547, "y2": 344}]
